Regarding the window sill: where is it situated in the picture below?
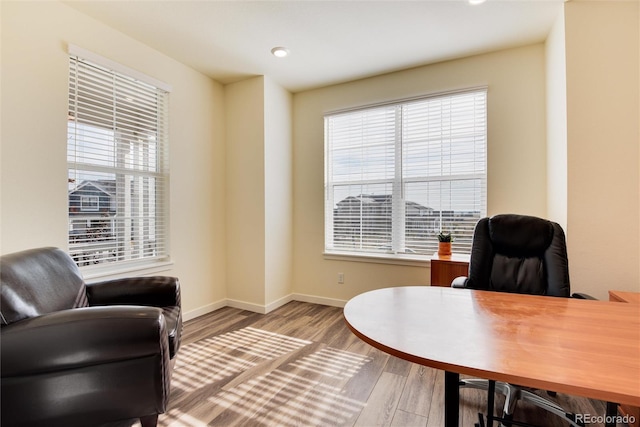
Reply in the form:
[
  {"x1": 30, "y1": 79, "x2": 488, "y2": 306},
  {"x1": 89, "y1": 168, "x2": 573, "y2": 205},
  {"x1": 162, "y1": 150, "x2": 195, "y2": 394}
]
[
  {"x1": 323, "y1": 251, "x2": 430, "y2": 267},
  {"x1": 81, "y1": 259, "x2": 174, "y2": 283}
]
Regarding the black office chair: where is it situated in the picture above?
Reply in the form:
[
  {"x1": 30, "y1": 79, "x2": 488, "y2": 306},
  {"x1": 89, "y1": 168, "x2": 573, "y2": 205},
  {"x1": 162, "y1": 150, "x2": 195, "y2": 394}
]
[{"x1": 452, "y1": 214, "x2": 593, "y2": 427}]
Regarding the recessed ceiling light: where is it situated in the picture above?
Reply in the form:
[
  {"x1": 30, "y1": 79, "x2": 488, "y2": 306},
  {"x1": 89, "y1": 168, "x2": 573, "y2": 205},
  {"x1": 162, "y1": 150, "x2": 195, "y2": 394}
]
[
  {"x1": 468, "y1": 0, "x2": 487, "y2": 4},
  {"x1": 271, "y1": 47, "x2": 290, "y2": 58}
]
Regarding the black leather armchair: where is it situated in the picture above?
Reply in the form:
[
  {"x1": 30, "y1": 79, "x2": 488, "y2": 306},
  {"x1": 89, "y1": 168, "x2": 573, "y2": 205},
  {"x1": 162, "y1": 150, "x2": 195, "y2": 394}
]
[
  {"x1": 452, "y1": 214, "x2": 593, "y2": 427},
  {"x1": 1, "y1": 247, "x2": 182, "y2": 427}
]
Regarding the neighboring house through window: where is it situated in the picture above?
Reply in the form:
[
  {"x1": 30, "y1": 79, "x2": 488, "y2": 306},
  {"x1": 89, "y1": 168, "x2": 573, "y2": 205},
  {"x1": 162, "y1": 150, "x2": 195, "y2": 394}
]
[
  {"x1": 324, "y1": 89, "x2": 487, "y2": 258},
  {"x1": 67, "y1": 45, "x2": 170, "y2": 269}
]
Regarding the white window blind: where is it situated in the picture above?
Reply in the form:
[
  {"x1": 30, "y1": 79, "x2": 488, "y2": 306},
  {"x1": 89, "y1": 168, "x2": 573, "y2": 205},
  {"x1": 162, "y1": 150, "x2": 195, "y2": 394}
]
[
  {"x1": 67, "y1": 49, "x2": 170, "y2": 269},
  {"x1": 325, "y1": 89, "x2": 487, "y2": 257}
]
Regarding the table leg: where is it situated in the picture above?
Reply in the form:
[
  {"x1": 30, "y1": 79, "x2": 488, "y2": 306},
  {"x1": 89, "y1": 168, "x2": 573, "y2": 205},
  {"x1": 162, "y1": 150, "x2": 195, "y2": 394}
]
[
  {"x1": 444, "y1": 371, "x2": 460, "y2": 427},
  {"x1": 487, "y1": 379, "x2": 496, "y2": 427},
  {"x1": 605, "y1": 402, "x2": 617, "y2": 427}
]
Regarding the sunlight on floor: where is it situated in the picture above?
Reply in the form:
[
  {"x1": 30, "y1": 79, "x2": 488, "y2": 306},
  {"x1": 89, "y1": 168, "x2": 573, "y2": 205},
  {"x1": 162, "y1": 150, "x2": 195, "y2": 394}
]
[
  {"x1": 209, "y1": 369, "x2": 367, "y2": 426},
  {"x1": 290, "y1": 347, "x2": 372, "y2": 380},
  {"x1": 172, "y1": 327, "x2": 313, "y2": 393},
  {"x1": 158, "y1": 409, "x2": 209, "y2": 427},
  {"x1": 161, "y1": 326, "x2": 373, "y2": 426}
]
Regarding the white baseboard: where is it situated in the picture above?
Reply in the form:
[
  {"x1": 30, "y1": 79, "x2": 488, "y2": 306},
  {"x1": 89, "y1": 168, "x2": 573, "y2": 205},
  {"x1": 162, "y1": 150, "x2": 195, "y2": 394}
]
[
  {"x1": 291, "y1": 293, "x2": 347, "y2": 308},
  {"x1": 265, "y1": 294, "x2": 295, "y2": 313},
  {"x1": 226, "y1": 298, "x2": 268, "y2": 314},
  {"x1": 182, "y1": 299, "x2": 227, "y2": 321},
  {"x1": 183, "y1": 293, "x2": 348, "y2": 321}
]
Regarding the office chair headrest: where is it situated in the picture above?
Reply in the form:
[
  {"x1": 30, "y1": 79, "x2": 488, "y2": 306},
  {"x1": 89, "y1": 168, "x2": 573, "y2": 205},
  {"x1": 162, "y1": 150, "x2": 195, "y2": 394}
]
[{"x1": 488, "y1": 214, "x2": 554, "y2": 257}]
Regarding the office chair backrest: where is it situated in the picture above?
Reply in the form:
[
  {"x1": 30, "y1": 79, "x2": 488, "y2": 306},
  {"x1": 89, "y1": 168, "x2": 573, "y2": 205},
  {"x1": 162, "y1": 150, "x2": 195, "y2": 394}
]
[{"x1": 465, "y1": 214, "x2": 570, "y2": 296}]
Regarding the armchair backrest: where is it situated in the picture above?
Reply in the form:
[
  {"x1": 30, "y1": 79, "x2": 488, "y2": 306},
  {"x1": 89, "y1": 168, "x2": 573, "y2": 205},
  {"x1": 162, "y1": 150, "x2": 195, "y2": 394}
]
[
  {"x1": 0, "y1": 247, "x2": 88, "y2": 326},
  {"x1": 465, "y1": 214, "x2": 570, "y2": 296}
]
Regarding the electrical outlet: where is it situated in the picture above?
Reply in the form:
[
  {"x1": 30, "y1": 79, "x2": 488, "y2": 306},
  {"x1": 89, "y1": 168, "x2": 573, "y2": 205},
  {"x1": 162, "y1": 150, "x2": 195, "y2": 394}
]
[{"x1": 337, "y1": 273, "x2": 344, "y2": 284}]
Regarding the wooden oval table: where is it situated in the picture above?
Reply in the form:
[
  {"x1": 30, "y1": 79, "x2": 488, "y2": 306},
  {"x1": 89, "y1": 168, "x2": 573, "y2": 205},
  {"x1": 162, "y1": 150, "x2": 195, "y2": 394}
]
[{"x1": 343, "y1": 286, "x2": 640, "y2": 427}]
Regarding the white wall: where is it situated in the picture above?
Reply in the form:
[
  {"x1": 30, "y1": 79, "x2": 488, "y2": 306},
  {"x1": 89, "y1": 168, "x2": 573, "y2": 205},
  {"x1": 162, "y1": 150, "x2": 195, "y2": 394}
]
[
  {"x1": 292, "y1": 44, "x2": 548, "y2": 303},
  {"x1": 225, "y1": 77, "x2": 266, "y2": 308},
  {"x1": 564, "y1": 0, "x2": 640, "y2": 299},
  {"x1": 545, "y1": 8, "x2": 568, "y2": 231},
  {"x1": 0, "y1": 1, "x2": 228, "y2": 318},
  {"x1": 264, "y1": 77, "x2": 294, "y2": 308},
  {"x1": 225, "y1": 76, "x2": 294, "y2": 312}
]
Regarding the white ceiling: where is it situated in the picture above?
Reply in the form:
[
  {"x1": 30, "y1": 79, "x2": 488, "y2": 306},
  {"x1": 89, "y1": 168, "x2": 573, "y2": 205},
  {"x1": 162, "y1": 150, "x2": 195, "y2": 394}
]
[{"x1": 65, "y1": 0, "x2": 564, "y2": 93}]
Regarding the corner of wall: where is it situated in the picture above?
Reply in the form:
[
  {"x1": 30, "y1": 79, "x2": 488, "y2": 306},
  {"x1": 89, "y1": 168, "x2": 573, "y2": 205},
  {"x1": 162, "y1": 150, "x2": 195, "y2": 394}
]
[{"x1": 544, "y1": 6, "x2": 568, "y2": 232}]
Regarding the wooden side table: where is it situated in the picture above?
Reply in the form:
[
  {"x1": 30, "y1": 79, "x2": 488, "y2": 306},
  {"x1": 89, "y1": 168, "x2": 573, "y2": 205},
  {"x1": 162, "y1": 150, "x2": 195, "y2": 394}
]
[
  {"x1": 430, "y1": 252, "x2": 470, "y2": 287},
  {"x1": 609, "y1": 290, "x2": 640, "y2": 427},
  {"x1": 609, "y1": 290, "x2": 640, "y2": 304}
]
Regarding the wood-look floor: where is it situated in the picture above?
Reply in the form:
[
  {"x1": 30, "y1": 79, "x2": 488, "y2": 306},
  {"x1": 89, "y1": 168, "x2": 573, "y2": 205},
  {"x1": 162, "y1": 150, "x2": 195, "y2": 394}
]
[{"x1": 150, "y1": 301, "x2": 620, "y2": 427}]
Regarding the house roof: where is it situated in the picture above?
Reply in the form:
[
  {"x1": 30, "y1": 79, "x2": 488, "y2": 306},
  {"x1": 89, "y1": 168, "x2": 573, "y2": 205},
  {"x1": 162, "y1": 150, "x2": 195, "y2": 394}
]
[
  {"x1": 69, "y1": 180, "x2": 116, "y2": 197},
  {"x1": 337, "y1": 194, "x2": 433, "y2": 212},
  {"x1": 63, "y1": 1, "x2": 564, "y2": 93}
]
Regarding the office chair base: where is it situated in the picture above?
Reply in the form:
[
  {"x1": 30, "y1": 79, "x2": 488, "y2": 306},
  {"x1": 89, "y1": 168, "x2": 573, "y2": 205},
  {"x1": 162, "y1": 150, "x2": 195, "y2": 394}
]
[
  {"x1": 461, "y1": 379, "x2": 584, "y2": 427},
  {"x1": 476, "y1": 413, "x2": 585, "y2": 427}
]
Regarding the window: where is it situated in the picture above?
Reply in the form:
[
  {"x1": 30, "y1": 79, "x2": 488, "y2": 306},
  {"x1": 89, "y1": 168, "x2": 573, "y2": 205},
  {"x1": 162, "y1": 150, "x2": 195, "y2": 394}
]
[
  {"x1": 68, "y1": 46, "x2": 170, "y2": 269},
  {"x1": 80, "y1": 195, "x2": 99, "y2": 212},
  {"x1": 324, "y1": 89, "x2": 486, "y2": 258}
]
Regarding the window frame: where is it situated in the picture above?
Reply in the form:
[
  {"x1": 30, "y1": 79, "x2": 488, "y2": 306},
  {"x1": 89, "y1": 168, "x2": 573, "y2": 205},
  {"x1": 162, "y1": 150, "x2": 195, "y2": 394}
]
[
  {"x1": 324, "y1": 88, "x2": 487, "y2": 262},
  {"x1": 67, "y1": 45, "x2": 172, "y2": 275}
]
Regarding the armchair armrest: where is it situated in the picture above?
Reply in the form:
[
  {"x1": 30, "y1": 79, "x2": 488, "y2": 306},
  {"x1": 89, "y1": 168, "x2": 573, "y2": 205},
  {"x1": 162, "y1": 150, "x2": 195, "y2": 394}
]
[
  {"x1": 451, "y1": 276, "x2": 468, "y2": 289},
  {"x1": 1, "y1": 306, "x2": 167, "y2": 377},
  {"x1": 86, "y1": 276, "x2": 180, "y2": 307}
]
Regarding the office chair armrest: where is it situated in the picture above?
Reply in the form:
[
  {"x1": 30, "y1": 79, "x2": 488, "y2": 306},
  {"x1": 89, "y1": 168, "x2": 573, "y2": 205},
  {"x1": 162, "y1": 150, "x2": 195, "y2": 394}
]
[
  {"x1": 1, "y1": 305, "x2": 167, "y2": 377},
  {"x1": 86, "y1": 276, "x2": 181, "y2": 308},
  {"x1": 571, "y1": 292, "x2": 597, "y2": 300},
  {"x1": 451, "y1": 276, "x2": 468, "y2": 288}
]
